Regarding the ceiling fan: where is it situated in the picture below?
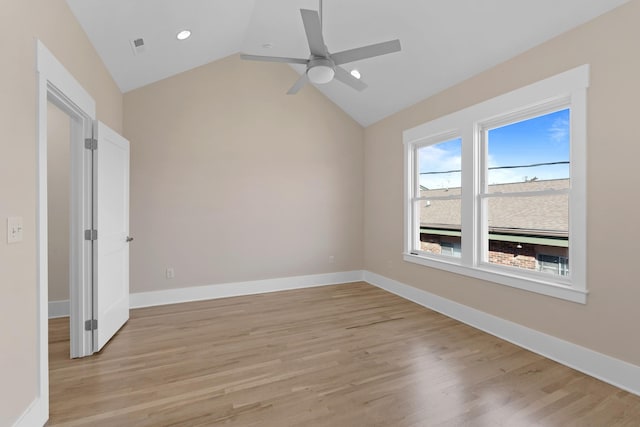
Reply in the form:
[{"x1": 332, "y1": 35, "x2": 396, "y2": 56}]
[{"x1": 240, "y1": 0, "x2": 401, "y2": 95}]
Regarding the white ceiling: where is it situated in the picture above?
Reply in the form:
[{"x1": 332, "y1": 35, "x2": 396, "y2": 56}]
[{"x1": 66, "y1": 0, "x2": 628, "y2": 126}]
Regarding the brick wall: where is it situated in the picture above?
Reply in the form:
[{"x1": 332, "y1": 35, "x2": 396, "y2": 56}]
[
  {"x1": 421, "y1": 242, "x2": 442, "y2": 254},
  {"x1": 488, "y1": 241, "x2": 536, "y2": 270},
  {"x1": 420, "y1": 234, "x2": 442, "y2": 254}
]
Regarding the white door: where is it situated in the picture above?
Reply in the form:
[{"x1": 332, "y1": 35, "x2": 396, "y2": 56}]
[{"x1": 93, "y1": 121, "x2": 130, "y2": 352}]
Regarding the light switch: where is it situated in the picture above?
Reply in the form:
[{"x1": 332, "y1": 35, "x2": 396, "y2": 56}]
[{"x1": 7, "y1": 217, "x2": 23, "y2": 244}]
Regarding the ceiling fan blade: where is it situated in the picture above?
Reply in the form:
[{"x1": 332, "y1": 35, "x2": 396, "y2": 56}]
[
  {"x1": 333, "y1": 66, "x2": 367, "y2": 91},
  {"x1": 240, "y1": 54, "x2": 308, "y2": 65},
  {"x1": 331, "y1": 39, "x2": 401, "y2": 65},
  {"x1": 300, "y1": 9, "x2": 327, "y2": 57},
  {"x1": 287, "y1": 74, "x2": 309, "y2": 95}
]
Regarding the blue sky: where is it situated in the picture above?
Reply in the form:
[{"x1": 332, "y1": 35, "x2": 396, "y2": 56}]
[
  {"x1": 418, "y1": 138, "x2": 462, "y2": 189},
  {"x1": 419, "y1": 109, "x2": 570, "y2": 189}
]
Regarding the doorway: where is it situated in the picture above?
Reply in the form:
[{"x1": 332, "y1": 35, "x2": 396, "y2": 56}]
[
  {"x1": 46, "y1": 100, "x2": 73, "y2": 349},
  {"x1": 44, "y1": 98, "x2": 131, "y2": 358},
  {"x1": 35, "y1": 40, "x2": 131, "y2": 424},
  {"x1": 45, "y1": 88, "x2": 94, "y2": 359}
]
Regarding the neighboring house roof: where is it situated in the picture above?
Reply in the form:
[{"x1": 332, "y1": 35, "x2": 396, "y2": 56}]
[{"x1": 419, "y1": 179, "x2": 569, "y2": 237}]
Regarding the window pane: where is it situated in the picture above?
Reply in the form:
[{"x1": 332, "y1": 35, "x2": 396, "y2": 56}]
[
  {"x1": 486, "y1": 109, "x2": 569, "y2": 193},
  {"x1": 486, "y1": 194, "x2": 568, "y2": 274},
  {"x1": 417, "y1": 138, "x2": 462, "y2": 190},
  {"x1": 416, "y1": 199, "x2": 461, "y2": 257}
]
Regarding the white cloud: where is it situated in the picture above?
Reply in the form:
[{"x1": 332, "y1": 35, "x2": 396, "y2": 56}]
[
  {"x1": 548, "y1": 116, "x2": 569, "y2": 142},
  {"x1": 418, "y1": 144, "x2": 461, "y2": 189}
]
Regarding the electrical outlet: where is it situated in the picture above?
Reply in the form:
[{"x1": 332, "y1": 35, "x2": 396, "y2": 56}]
[
  {"x1": 7, "y1": 217, "x2": 23, "y2": 244},
  {"x1": 166, "y1": 268, "x2": 175, "y2": 279}
]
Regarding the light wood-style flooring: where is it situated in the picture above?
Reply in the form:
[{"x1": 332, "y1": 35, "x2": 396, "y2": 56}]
[{"x1": 48, "y1": 282, "x2": 640, "y2": 426}]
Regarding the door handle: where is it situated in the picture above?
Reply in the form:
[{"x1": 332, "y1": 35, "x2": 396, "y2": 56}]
[{"x1": 126, "y1": 236, "x2": 134, "y2": 243}]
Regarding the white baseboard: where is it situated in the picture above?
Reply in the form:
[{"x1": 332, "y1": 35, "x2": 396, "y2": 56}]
[
  {"x1": 130, "y1": 270, "x2": 364, "y2": 309},
  {"x1": 363, "y1": 270, "x2": 640, "y2": 397},
  {"x1": 11, "y1": 396, "x2": 47, "y2": 427},
  {"x1": 48, "y1": 300, "x2": 69, "y2": 318}
]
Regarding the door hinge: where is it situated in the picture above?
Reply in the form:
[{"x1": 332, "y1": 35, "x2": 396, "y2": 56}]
[
  {"x1": 84, "y1": 229, "x2": 98, "y2": 240},
  {"x1": 84, "y1": 138, "x2": 97, "y2": 150},
  {"x1": 84, "y1": 319, "x2": 98, "y2": 331}
]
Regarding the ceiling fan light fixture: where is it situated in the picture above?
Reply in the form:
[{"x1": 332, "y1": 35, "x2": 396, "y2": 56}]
[
  {"x1": 307, "y1": 65, "x2": 335, "y2": 84},
  {"x1": 240, "y1": 7, "x2": 400, "y2": 94}
]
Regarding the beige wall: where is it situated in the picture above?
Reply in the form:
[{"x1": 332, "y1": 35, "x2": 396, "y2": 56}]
[
  {"x1": 0, "y1": 0, "x2": 122, "y2": 424},
  {"x1": 364, "y1": 0, "x2": 640, "y2": 366},
  {"x1": 124, "y1": 54, "x2": 364, "y2": 293},
  {"x1": 47, "y1": 102, "x2": 71, "y2": 302}
]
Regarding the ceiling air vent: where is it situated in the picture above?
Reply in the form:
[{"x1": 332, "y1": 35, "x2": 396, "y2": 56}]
[{"x1": 130, "y1": 38, "x2": 146, "y2": 55}]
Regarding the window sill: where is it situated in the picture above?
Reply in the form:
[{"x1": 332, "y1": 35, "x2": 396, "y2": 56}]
[{"x1": 403, "y1": 253, "x2": 587, "y2": 304}]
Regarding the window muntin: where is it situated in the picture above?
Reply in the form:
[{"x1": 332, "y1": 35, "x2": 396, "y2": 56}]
[{"x1": 403, "y1": 65, "x2": 588, "y2": 303}]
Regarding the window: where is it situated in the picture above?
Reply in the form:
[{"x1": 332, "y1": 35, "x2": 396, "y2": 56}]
[
  {"x1": 404, "y1": 65, "x2": 588, "y2": 303},
  {"x1": 537, "y1": 254, "x2": 569, "y2": 276},
  {"x1": 481, "y1": 109, "x2": 570, "y2": 275},
  {"x1": 414, "y1": 137, "x2": 462, "y2": 258}
]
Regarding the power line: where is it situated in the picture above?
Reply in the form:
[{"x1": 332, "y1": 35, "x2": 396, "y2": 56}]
[
  {"x1": 420, "y1": 161, "x2": 569, "y2": 175},
  {"x1": 488, "y1": 160, "x2": 570, "y2": 170}
]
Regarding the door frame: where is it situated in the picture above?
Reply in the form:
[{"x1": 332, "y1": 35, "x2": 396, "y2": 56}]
[{"x1": 35, "y1": 39, "x2": 97, "y2": 422}]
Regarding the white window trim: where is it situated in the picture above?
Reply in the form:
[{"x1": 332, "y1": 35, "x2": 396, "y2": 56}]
[{"x1": 403, "y1": 65, "x2": 589, "y2": 304}]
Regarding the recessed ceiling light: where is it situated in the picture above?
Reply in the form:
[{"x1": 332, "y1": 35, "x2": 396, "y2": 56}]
[
  {"x1": 350, "y1": 69, "x2": 361, "y2": 79},
  {"x1": 262, "y1": 43, "x2": 273, "y2": 49},
  {"x1": 176, "y1": 30, "x2": 191, "y2": 41}
]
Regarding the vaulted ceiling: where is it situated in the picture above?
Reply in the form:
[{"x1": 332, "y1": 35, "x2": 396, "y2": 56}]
[{"x1": 66, "y1": 0, "x2": 628, "y2": 126}]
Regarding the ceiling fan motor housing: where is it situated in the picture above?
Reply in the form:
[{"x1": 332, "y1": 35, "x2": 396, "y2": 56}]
[{"x1": 307, "y1": 57, "x2": 335, "y2": 84}]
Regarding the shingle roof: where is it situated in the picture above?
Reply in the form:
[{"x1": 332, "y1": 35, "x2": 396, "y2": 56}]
[{"x1": 419, "y1": 179, "x2": 568, "y2": 236}]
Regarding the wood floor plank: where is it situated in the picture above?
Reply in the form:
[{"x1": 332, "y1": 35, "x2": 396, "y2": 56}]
[{"x1": 48, "y1": 282, "x2": 640, "y2": 426}]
